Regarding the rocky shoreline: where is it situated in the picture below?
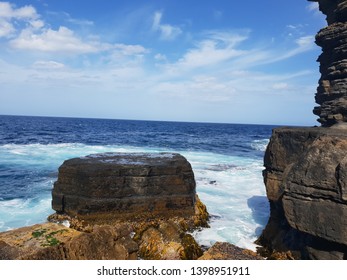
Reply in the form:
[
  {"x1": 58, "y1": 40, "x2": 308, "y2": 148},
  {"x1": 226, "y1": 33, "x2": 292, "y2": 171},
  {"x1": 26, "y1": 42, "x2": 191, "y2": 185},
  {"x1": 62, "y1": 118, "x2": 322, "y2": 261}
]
[
  {"x1": 3, "y1": 0, "x2": 347, "y2": 261},
  {"x1": 0, "y1": 152, "x2": 261, "y2": 260}
]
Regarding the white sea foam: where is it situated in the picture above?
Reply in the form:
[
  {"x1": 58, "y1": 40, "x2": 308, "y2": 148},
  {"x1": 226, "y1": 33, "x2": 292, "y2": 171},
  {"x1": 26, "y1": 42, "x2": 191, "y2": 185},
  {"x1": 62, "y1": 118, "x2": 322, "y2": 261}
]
[
  {"x1": 0, "y1": 143, "x2": 269, "y2": 250},
  {"x1": 0, "y1": 197, "x2": 53, "y2": 232},
  {"x1": 250, "y1": 139, "x2": 269, "y2": 152}
]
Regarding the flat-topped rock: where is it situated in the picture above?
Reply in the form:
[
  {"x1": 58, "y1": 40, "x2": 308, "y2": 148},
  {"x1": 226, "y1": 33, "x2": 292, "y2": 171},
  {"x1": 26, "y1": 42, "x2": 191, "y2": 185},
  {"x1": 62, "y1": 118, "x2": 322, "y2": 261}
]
[{"x1": 52, "y1": 152, "x2": 197, "y2": 222}]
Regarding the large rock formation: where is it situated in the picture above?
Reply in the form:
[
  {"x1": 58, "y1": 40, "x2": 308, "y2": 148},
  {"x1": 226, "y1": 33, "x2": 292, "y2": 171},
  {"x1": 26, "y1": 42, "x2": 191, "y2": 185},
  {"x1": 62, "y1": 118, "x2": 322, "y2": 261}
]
[
  {"x1": 52, "y1": 153, "x2": 197, "y2": 222},
  {"x1": 258, "y1": 127, "x2": 347, "y2": 259},
  {"x1": 311, "y1": 0, "x2": 347, "y2": 126},
  {"x1": 258, "y1": 0, "x2": 347, "y2": 260}
]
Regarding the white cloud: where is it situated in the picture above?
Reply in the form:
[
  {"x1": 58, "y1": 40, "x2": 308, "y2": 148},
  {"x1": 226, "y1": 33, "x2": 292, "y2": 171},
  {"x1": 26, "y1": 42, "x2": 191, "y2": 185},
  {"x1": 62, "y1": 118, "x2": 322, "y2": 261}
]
[
  {"x1": 296, "y1": 35, "x2": 315, "y2": 48},
  {"x1": 0, "y1": 2, "x2": 39, "y2": 37},
  {"x1": 165, "y1": 30, "x2": 248, "y2": 72},
  {"x1": 113, "y1": 43, "x2": 147, "y2": 56},
  {"x1": 2, "y1": 2, "x2": 148, "y2": 57},
  {"x1": 152, "y1": 11, "x2": 182, "y2": 40},
  {"x1": 261, "y1": 35, "x2": 316, "y2": 64},
  {"x1": 0, "y1": 2, "x2": 38, "y2": 19},
  {"x1": 0, "y1": 18, "x2": 15, "y2": 37},
  {"x1": 272, "y1": 82, "x2": 288, "y2": 90},
  {"x1": 32, "y1": 60, "x2": 65, "y2": 70},
  {"x1": 154, "y1": 53, "x2": 167, "y2": 61},
  {"x1": 10, "y1": 26, "x2": 102, "y2": 53},
  {"x1": 30, "y1": 19, "x2": 44, "y2": 29},
  {"x1": 64, "y1": 12, "x2": 94, "y2": 26}
]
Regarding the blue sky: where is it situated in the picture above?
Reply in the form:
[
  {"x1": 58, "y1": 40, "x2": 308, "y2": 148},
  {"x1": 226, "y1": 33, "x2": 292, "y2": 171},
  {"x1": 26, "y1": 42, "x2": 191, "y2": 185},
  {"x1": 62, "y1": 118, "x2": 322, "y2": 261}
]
[{"x1": 0, "y1": 0, "x2": 326, "y2": 125}]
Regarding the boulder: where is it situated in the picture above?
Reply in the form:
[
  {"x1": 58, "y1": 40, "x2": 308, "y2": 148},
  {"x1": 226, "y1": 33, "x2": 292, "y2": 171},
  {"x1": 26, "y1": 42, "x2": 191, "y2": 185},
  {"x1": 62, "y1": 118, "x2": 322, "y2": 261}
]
[{"x1": 52, "y1": 152, "x2": 197, "y2": 222}]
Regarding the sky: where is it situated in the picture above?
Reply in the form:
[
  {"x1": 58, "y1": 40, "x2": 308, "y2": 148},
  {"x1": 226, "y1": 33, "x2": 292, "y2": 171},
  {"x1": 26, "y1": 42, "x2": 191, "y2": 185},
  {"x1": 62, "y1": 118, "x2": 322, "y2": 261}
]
[{"x1": 0, "y1": 0, "x2": 326, "y2": 125}]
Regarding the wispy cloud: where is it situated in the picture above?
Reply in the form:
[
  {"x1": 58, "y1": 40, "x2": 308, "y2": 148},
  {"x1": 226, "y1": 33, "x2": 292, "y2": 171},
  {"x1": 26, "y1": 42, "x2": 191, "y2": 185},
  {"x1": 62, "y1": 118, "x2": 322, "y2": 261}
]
[
  {"x1": 162, "y1": 30, "x2": 249, "y2": 73},
  {"x1": 152, "y1": 11, "x2": 182, "y2": 40},
  {"x1": 63, "y1": 12, "x2": 94, "y2": 26},
  {"x1": 32, "y1": 60, "x2": 65, "y2": 70}
]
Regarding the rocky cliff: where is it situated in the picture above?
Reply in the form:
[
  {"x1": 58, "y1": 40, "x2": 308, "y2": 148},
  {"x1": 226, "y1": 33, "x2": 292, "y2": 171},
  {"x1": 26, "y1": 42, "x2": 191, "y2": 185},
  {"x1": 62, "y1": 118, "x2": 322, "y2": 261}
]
[
  {"x1": 311, "y1": 0, "x2": 347, "y2": 126},
  {"x1": 258, "y1": 127, "x2": 347, "y2": 259},
  {"x1": 258, "y1": 0, "x2": 347, "y2": 260}
]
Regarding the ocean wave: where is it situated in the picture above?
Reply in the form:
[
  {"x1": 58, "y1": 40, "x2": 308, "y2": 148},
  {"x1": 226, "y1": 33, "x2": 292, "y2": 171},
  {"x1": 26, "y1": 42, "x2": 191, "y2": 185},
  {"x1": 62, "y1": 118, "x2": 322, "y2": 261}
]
[
  {"x1": 0, "y1": 142, "x2": 270, "y2": 250},
  {"x1": 250, "y1": 139, "x2": 269, "y2": 152},
  {"x1": 0, "y1": 197, "x2": 53, "y2": 232}
]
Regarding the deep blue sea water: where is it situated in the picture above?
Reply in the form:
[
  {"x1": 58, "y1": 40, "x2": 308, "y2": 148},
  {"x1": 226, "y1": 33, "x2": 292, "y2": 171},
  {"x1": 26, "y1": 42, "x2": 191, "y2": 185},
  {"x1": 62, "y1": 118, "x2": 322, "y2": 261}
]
[{"x1": 0, "y1": 115, "x2": 275, "y2": 250}]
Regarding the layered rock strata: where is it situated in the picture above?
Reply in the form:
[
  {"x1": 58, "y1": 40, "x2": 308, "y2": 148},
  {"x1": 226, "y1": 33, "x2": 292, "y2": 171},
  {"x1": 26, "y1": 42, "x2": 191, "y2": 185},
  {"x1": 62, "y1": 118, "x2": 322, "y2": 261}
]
[
  {"x1": 310, "y1": 0, "x2": 347, "y2": 126},
  {"x1": 258, "y1": 127, "x2": 347, "y2": 259},
  {"x1": 52, "y1": 153, "x2": 196, "y2": 222},
  {"x1": 258, "y1": 0, "x2": 347, "y2": 260}
]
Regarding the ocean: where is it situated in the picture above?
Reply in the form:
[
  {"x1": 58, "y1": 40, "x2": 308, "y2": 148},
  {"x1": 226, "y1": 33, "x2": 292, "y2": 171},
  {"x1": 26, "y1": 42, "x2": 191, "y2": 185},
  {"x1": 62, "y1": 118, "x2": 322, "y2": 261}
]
[{"x1": 0, "y1": 115, "x2": 274, "y2": 250}]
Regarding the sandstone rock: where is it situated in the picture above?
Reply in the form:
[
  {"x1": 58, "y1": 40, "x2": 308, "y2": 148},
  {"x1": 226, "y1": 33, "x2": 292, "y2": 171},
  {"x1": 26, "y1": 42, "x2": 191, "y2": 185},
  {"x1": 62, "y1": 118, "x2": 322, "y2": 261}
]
[
  {"x1": 134, "y1": 220, "x2": 203, "y2": 260},
  {"x1": 259, "y1": 127, "x2": 347, "y2": 259},
  {"x1": 52, "y1": 152, "x2": 197, "y2": 222},
  {"x1": 198, "y1": 242, "x2": 262, "y2": 260},
  {"x1": 0, "y1": 223, "x2": 138, "y2": 260}
]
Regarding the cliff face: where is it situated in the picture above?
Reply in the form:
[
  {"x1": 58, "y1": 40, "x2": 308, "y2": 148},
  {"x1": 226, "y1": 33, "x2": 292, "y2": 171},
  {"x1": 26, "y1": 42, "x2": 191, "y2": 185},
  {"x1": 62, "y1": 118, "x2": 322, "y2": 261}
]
[
  {"x1": 311, "y1": 0, "x2": 347, "y2": 126},
  {"x1": 259, "y1": 127, "x2": 347, "y2": 259},
  {"x1": 259, "y1": 0, "x2": 347, "y2": 259}
]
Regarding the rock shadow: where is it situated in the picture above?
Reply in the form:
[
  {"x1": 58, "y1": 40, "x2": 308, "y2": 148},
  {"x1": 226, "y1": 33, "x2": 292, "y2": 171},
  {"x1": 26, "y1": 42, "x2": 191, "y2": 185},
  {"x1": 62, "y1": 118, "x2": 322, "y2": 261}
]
[{"x1": 247, "y1": 195, "x2": 270, "y2": 236}]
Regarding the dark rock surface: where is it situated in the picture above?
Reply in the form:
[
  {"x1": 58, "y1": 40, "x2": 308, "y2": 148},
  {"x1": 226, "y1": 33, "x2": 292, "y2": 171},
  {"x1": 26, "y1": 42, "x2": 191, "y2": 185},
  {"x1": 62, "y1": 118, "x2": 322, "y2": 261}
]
[
  {"x1": 52, "y1": 152, "x2": 196, "y2": 222},
  {"x1": 258, "y1": 127, "x2": 347, "y2": 259},
  {"x1": 310, "y1": 0, "x2": 347, "y2": 126}
]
